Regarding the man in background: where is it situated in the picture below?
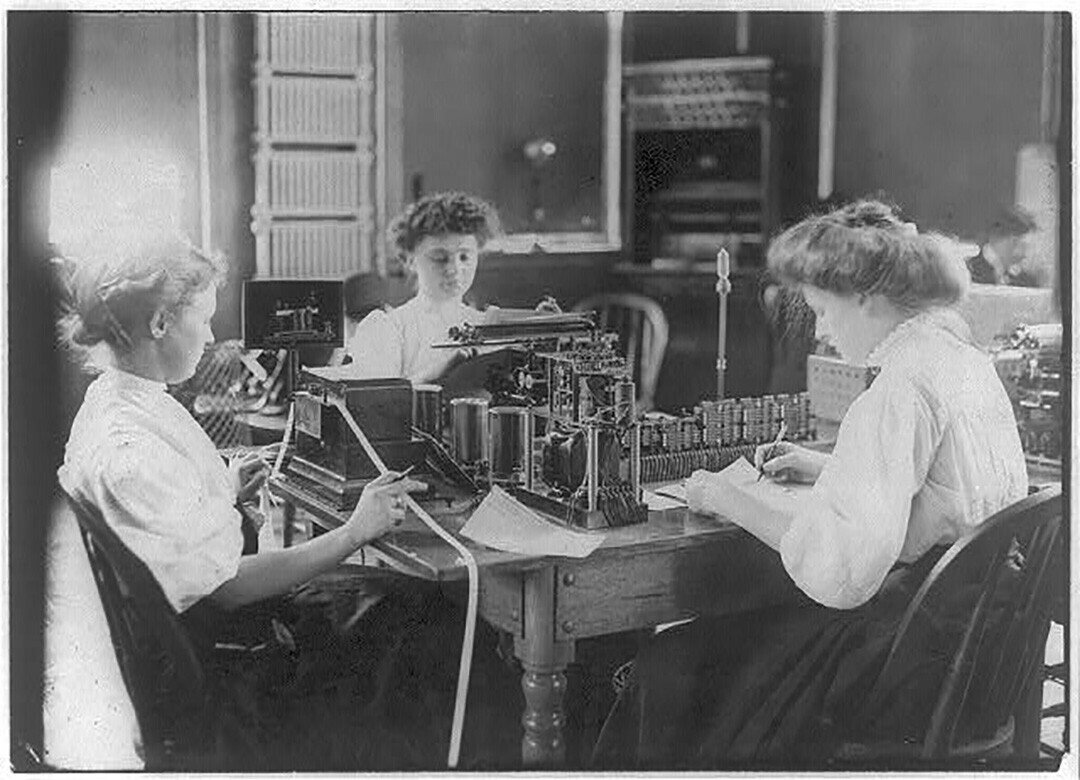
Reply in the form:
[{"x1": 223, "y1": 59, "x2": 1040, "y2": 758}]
[{"x1": 967, "y1": 204, "x2": 1039, "y2": 286}]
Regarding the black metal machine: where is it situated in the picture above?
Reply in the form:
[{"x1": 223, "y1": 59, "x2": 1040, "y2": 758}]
[
  {"x1": 281, "y1": 307, "x2": 823, "y2": 530},
  {"x1": 286, "y1": 370, "x2": 428, "y2": 508},
  {"x1": 442, "y1": 310, "x2": 649, "y2": 530}
]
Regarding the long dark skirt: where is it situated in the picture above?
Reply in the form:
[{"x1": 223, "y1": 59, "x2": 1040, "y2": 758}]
[
  {"x1": 591, "y1": 545, "x2": 1016, "y2": 770},
  {"x1": 180, "y1": 565, "x2": 523, "y2": 771}
]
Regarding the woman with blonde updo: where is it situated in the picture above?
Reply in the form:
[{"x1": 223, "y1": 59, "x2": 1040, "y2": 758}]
[
  {"x1": 592, "y1": 199, "x2": 1027, "y2": 769},
  {"x1": 54, "y1": 235, "x2": 520, "y2": 770}
]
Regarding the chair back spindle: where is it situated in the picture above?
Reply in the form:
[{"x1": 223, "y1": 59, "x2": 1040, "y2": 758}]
[
  {"x1": 573, "y1": 293, "x2": 669, "y2": 412},
  {"x1": 860, "y1": 485, "x2": 1063, "y2": 761}
]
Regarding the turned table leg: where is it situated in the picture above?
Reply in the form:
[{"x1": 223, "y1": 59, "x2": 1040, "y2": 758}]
[{"x1": 515, "y1": 566, "x2": 574, "y2": 768}]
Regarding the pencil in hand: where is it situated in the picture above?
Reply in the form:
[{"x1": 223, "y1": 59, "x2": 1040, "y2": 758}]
[{"x1": 757, "y1": 422, "x2": 788, "y2": 482}]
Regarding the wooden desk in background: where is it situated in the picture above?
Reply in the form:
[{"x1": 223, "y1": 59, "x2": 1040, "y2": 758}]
[{"x1": 271, "y1": 476, "x2": 801, "y2": 768}]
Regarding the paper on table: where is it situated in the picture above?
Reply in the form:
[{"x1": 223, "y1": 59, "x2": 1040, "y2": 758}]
[
  {"x1": 460, "y1": 485, "x2": 605, "y2": 558},
  {"x1": 643, "y1": 487, "x2": 686, "y2": 510},
  {"x1": 694, "y1": 457, "x2": 808, "y2": 518},
  {"x1": 652, "y1": 483, "x2": 688, "y2": 503}
]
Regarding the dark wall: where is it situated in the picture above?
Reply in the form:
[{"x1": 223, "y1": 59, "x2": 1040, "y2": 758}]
[
  {"x1": 623, "y1": 13, "x2": 821, "y2": 404},
  {"x1": 9, "y1": 12, "x2": 72, "y2": 767},
  {"x1": 398, "y1": 12, "x2": 608, "y2": 234},
  {"x1": 834, "y1": 12, "x2": 1045, "y2": 237},
  {"x1": 469, "y1": 251, "x2": 620, "y2": 310}
]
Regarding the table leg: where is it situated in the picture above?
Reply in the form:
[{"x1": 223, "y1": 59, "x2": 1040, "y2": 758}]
[
  {"x1": 282, "y1": 501, "x2": 297, "y2": 547},
  {"x1": 514, "y1": 566, "x2": 574, "y2": 768}
]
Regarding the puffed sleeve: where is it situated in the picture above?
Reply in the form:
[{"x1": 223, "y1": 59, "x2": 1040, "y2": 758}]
[
  {"x1": 97, "y1": 439, "x2": 244, "y2": 613},
  {"x1": 779, "y1": 376, "x2": 941, "y2": 609},
  {"x1": 346, "y1": 308, "x2": 405, "y2": 378}
]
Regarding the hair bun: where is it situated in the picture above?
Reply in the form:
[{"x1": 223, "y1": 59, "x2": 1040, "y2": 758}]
[{"x1": 836, "y1": 199, "x2": 905, "y2": 229}]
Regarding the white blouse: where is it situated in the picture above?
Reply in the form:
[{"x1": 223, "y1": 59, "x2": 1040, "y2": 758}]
[
  {"x1": 345, "y1": 294, "x2": 493, "y2": 382},
  {"x1": 58, "y1": 368, "x2": 255, "y2": 614},
  {"x1": 779, "y1": 308, "x2": 1028, "y2": 609}
]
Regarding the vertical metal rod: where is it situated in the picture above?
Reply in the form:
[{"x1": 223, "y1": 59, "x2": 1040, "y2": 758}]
[
  {"x1": 629, "y1": 422, "x2": 641, "y2": 500},
  {"x1": 523, "y1": 409, "x2": 535, "y2": 491},
  {"x1": 716, "y1": 248, "x2": 731, "y2": 399},
  {"x1": 586, "y1": 424, "x2": 599, "y2": 511}
]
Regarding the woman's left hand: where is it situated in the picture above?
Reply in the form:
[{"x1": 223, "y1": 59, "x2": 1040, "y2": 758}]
[
  {"x1": 535, "y1": 295, "x2": 562, "y2": 314},
  {"x1": 230, "y1": 450, "x2": 269, "y2": 503}
]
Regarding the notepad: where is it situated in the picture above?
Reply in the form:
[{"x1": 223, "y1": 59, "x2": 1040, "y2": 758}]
[
  {"x1": 687, "y1": 457, "x2": 808, "y2": 520},
  {"x1": 460, "y1": 485, "x2": 605, "y2": 558}
]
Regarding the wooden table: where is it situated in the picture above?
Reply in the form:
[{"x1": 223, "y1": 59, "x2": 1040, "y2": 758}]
[{"x1": 271, "y1": 475, "x2": 800, "y2": 768}]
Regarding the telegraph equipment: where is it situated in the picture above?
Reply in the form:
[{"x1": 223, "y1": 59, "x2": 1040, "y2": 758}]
[
  {"x1": 282, "y1": 305, "x2": 822, "y2": 532},
  {"x1": 441, "y1": 310, "x2": 648, "y2": 529},
  {"x1": 638, "y1": 393, "x2": 816, "y2": 483},
  {"x1": 285, "y1": 369, "x2": 427, "y2": 508},
  {"x1": 990, "y1": 323, "x2": 1063, "y2": 468}
]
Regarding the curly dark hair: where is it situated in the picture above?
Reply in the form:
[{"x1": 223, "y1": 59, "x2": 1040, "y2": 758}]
[{"x1": 387, "y1": 192, "x2": 502, "y2": 263}]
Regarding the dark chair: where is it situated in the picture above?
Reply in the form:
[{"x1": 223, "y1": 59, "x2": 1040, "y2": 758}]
[
  {"x1": 572, "y1": 293, "x2": 669, "y2": 412},
  {"x1": 1037, "y1": 590, "x2": 1067, "y2": 759},
  {"x1": 1038, "y1": 481, "x2": 1068, "y2": 759},
  {"x1": 834, "y1": 484, "x2": 1064, "y2": 768},
  {"x1": 63, "y1": 490, "x2": 252, "y2": 770}
]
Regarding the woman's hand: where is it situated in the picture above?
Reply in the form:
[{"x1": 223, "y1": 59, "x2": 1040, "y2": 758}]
[
  {"x1": 345, "y1": 470, "x2": 429, "y2": 547},
  {"x1": 753, "y1": 441, "x2": 829, "y2": 484},
  {"x1": 535, "y1": 295, "x2": 562, "y2": 314},
  {"x1": 230, "y1": 451, "x2": 269, "y2": 503}
]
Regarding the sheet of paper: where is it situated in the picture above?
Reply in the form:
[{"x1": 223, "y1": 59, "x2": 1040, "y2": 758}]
[
  {"x1": 303, "y1": 364, "x2": 352, "y2": 380},
  {"x1": 460, "y1": 485, "x2": 605, "y2": 558},
  {"x1": 643, "y1": 488, "x2": 686, "y2": 511},
  {"x1": 710, "y1": 457, "x2": 809, "y2": 517},
  {"x1": 652, "y1": 483, "x2": 688, "y2": 503}
]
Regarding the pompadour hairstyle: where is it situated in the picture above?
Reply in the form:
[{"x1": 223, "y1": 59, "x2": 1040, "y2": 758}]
[
  {"x1": 766, "y1": 198, "x2": 969, "y2": 313},
  {"x1": 387, "y1": 192, "x2": 502, "y2": 263}
]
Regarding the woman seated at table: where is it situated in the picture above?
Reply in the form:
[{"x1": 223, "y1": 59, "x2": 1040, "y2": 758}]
[
  {"x1": 592, "y1": 198, "x2": 1028, "y2": 768},
  {"x1": 344, "y1": 191, "x2": 558, "y2": 385},
  {"x1": 55, "y1": 233, "x2": 520, "y2": 770}
]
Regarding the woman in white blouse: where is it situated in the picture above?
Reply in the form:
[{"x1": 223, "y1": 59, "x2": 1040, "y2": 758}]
[
  {"x1": 344, "y1": 191, "x2": 559, "y2": 385},
  {"x1": 345, "y1": 192, "x2": 501, "y2": 383},
  {"x1": 593, "y1": 199, "x2": 1028, "y2": 768},
  {"x1": 53, "y1": 236, "x2": 519, "y2": 770}
]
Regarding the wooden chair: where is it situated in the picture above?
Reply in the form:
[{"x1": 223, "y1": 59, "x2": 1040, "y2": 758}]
[
  {"x1": 572, "y1": 293, "x2": 669, "y2": 412},
  {"x1": 64, "y1": 490, "x2": 254, "y2": 770},
  {"x1": 834, "y1": 484, "x2": 1064, "y2": 769},
  {"x1": 1038, "y1": 482, "x2": 1068, "y2": 759}
]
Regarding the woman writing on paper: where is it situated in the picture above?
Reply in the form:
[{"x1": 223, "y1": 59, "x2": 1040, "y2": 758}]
[{"x1": 592, "y1": 199, "x2": 1028, "y2": 768}]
